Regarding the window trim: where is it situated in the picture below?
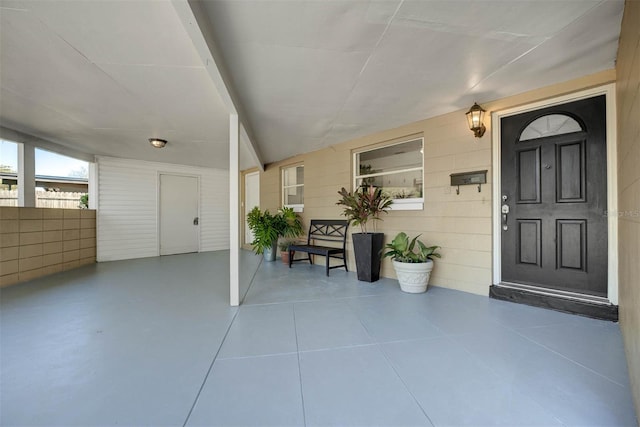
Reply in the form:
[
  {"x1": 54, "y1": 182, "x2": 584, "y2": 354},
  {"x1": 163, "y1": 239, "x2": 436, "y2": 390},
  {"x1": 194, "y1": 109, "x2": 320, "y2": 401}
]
[
  {"x1": 281, "y1": 163, "x2": 304, "y2": 212},
  {"x1": 353, "y1": 137, "x2": 424, "y2": 211}
]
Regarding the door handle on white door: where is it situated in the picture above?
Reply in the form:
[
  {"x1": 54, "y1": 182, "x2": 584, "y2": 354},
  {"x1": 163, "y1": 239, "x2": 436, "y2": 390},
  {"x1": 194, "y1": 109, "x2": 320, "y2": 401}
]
[{"x1": 193, "y1": 217, "x2": 199, "y2": 225}]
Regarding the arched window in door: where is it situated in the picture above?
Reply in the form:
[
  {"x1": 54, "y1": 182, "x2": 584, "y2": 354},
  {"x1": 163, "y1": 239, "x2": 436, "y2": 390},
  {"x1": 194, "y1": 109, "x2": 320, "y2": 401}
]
[{"x1": 519, "y1": 114, "x2": 583, "y2": 141}]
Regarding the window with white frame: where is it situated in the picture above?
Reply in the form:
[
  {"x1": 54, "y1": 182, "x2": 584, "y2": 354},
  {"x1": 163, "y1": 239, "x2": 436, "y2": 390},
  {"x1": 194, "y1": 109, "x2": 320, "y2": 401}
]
[
  {"x1": 35, "y1": 148, "x2": 89, "y2": 209},
  {"x1": 0, "y1": 139, "x2": 19, "y2": 207},
  {"x1": 354, "y1": 137, "x2": 424, "y2": 210},
  {"x1": 282, "y1": 164, "x2": 304, "y2": 211}
]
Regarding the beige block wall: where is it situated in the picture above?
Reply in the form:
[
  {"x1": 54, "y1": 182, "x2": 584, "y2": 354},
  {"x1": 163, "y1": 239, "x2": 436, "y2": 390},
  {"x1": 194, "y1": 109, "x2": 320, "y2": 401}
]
[
  {"x1": 258, "y1": 68, "x2": 616, "y2": 296},
  {"x1": 0, "y1": 207, "x2": 96, "y2": 287},
  {"x1": 616, "y1": 0, "x2": 640, "y2": 417}
]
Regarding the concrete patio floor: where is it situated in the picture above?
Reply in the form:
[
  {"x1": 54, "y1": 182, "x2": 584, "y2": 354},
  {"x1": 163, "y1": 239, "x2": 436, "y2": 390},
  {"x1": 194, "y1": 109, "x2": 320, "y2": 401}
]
[{"x1": 1, "y1": 250, "x2": 636, "y2": 426}]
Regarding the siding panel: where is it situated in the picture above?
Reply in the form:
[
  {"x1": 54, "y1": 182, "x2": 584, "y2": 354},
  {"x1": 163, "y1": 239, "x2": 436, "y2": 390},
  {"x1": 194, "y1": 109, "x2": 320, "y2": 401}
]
[
  {"x1": 616, "y1": 0, "x2": 640, "y2": 417},
  {"x1": 97, "y1": 156, "x2": 229, "y2": 261}
]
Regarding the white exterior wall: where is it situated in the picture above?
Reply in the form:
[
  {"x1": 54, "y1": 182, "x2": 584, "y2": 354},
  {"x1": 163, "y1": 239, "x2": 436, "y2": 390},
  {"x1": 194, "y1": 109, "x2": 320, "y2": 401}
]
[{"x1": 96, "y1": 156, "x2": 229, "y2": 262}]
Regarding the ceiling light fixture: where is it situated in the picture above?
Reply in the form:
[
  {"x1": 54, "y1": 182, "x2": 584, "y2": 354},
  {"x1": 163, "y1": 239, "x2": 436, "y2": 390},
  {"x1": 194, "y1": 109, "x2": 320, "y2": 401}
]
[
  {"x1": 149, "y1": 138, "x2": 167, "y2": 148},
  {"x1": 466, "y1": 102, "x2": 486, "y2": 138}
]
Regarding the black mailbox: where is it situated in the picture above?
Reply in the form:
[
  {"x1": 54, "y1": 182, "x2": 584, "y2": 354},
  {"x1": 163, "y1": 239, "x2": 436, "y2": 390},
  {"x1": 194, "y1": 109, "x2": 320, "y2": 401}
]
[{"x1": 450, "y1": 170, "x2": 487, "y2": 194}]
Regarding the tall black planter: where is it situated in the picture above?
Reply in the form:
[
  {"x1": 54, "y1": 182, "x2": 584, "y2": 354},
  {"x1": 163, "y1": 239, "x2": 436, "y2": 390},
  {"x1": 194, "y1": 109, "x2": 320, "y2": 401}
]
[{"x1": 352, "y1": 233, "x2": 384, "y2": 282}]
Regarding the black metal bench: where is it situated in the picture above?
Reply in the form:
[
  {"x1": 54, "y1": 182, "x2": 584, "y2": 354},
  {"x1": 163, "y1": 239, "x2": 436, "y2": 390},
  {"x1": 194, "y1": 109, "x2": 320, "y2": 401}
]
[{"x1": 289, "y1": 220, "x2": 349, "y2": 276}]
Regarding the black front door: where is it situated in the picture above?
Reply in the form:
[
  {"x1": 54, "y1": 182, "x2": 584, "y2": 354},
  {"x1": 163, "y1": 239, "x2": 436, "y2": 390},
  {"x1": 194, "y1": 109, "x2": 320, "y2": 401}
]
[{"x1": 501, "y1": 95, "x2": 608, "y2": 297}]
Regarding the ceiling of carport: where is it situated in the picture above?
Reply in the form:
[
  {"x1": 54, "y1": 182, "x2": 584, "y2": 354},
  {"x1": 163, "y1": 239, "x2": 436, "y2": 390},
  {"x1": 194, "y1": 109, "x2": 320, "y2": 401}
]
[{"x1": 0, "y1": 0, "x2": 237, "y2": 169}]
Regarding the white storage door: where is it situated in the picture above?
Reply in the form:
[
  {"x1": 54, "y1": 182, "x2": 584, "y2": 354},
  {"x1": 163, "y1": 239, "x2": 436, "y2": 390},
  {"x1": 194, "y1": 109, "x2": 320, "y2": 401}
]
[{"x1": 160, "y1": 174, "x2": 199, "y2": 255}]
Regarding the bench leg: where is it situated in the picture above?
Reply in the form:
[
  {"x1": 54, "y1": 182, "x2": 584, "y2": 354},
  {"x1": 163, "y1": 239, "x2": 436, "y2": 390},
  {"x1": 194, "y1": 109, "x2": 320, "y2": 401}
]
[
  {"x1": 326, "y1": 256, "x2": 330, "y2": 276},
  {"x1": 289, "y1": 249, "x2": 293, "y2": 268},
  {"x1": 308, "y1": 253, "x2": 313, "y2": 265}
]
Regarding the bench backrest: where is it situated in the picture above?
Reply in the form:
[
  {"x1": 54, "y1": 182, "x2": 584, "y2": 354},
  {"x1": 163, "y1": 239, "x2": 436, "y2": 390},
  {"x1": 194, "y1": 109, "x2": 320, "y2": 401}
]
[{"x1": 307, "y1": 220, "x2": 349, "y2": 248}]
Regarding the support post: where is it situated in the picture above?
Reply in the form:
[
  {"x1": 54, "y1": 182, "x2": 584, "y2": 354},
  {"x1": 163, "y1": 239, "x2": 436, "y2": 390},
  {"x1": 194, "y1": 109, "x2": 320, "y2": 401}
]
[
  {"x1": 88, "y1": 162, "x2": 98, "y2": 210},
  {"x1": 229, "y1": 114, "x2": 240, "y2": 306},
  {"x1": 18, "y1": 143, "x2": 36, "y2": 207}
]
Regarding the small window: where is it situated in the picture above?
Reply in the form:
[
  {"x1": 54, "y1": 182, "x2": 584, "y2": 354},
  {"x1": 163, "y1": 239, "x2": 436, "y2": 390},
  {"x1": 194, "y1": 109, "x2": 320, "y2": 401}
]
[
  {"x1": 282, "y1": 164, "x2": 304, "y2": 212},
  {"x1": 354, "y1": 138, "x2": 423, "y2": 210}
]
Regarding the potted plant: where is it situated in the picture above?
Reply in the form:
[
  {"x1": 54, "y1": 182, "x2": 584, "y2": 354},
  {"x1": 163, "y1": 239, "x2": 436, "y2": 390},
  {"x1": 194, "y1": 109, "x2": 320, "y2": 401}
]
[
  {"x1": 336, "y1": 185, "x2": 392, "y2": 282},
  {"x1": 246, "y1": 206, "x2": 303, "y2": 262},
  {"x1": 278, "y1": 206, "x2": 304, "y2": 240},
  {"x1": 247, "y1": 207, "x2": 280, "y2": 261},
  {"x1": 383, "y1": 232, "x2": 440, "y2": 293},
  {"x1": 277, "y1": 206, "x2": 303, "y2": 264},
  {"x1": 279, "y1": 240, "x2": 295, "y2": 264}
]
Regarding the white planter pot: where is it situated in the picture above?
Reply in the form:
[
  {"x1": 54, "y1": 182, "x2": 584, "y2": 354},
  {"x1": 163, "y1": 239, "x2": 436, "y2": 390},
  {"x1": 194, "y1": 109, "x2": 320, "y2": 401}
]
[{"x1": 392, "y1": 259, "x2": 434, "y2": 293}]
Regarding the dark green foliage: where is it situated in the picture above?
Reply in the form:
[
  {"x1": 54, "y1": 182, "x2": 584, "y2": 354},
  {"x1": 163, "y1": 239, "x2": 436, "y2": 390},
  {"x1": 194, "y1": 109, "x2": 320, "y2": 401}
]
[
  {"x1": 382, "y1": 232, "x2": 441, "y2": 263},
  {"x1": 246, "y1": 206, "x2": 303, "y2": 254},
  {"x1": 79, "y1": 194, "x2": 89, "y2": 209},
  {"x1": 279, "y1": 206, "x2": 304, "y2": 238}
]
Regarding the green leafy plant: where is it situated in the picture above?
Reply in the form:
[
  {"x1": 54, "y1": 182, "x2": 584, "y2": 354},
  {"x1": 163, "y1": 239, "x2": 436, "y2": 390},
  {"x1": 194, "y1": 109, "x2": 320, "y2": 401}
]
[
  {"x1": 247, "y1": 207, "x2": 280, "y2": 255},
  {"x1": 246, "y1": 206, "x2": 303, "y2": 255},
  {"x1": 382, "y1": 232, "x2": 441, "y2": 263},
  {"x1": 279, "y1": 206, "x2": 303, "y2": 239},
  {"x1": 79, "y1": 194, "x2": 89, "y2": 209},
  {"x1": 278, "y1": 239, "x2": 295, "y2": 252},
  {"x1": 336, "y1": 186, "x2": 393, "y2": 233}
]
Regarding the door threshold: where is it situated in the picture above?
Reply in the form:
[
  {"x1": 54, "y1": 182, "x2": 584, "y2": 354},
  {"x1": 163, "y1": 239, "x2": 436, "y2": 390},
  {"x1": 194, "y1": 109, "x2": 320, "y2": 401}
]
[
  {"x1": 497, "y1": 282, "x2": 611, "y2": 305},
  {"x1": 490, "y1": 282, "x2": 618, "y2": 321}
]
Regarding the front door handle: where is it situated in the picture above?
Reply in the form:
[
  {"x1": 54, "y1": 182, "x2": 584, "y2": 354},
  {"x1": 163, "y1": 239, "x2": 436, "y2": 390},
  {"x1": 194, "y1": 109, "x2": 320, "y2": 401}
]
[
  {"x1": 193, "y1": 217, "x2": 199, "y2": 225},
  {"x1": 501, "y1": 205, "x2": 509, "y2": 230}
]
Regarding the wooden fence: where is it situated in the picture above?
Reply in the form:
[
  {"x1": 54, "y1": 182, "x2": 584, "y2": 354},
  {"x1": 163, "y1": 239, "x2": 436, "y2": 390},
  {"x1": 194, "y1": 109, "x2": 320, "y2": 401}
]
[{"x1": 0, "y1": 190, "x2": 86, "y2": 209}]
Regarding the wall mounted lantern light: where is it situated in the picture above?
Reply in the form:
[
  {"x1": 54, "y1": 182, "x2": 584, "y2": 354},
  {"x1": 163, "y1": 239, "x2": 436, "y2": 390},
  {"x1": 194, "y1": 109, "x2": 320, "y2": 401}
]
[
  {"x1": 466, "y1": 102, "x2": 486, "y2": 138},
  {"x1": 149, "y1": 138, "x2": 167, "y2": 148}
]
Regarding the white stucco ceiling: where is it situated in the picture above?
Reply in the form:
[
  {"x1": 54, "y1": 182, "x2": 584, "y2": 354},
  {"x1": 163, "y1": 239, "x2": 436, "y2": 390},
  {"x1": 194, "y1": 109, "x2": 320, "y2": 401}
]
[{"x1": 0, "y1": 0, "x2": 624, "y2": 169}]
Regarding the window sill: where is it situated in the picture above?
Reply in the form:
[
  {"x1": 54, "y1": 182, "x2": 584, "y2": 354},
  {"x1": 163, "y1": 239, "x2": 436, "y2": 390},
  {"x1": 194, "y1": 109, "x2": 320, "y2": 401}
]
[{"x1": 390, "y1": 198, "x2": 423, "y2": 211}]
